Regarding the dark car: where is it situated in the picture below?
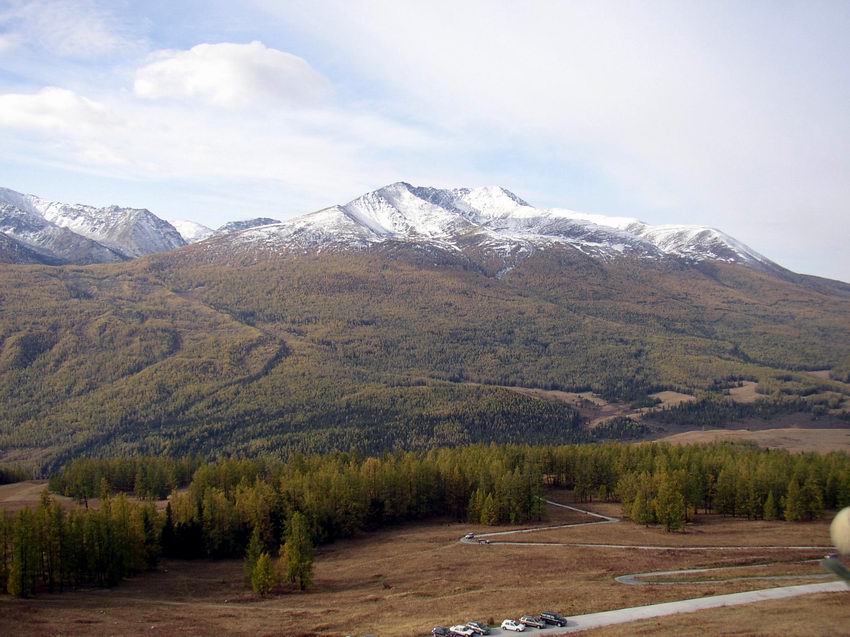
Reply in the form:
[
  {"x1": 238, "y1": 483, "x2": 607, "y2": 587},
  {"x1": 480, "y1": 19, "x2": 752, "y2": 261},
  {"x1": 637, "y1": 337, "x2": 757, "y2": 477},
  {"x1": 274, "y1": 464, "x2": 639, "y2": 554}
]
[
  {"x1": 432, "y1": 628, "x2": 451, "y2": 637},
  {"x1": 540, "y1": 611, "x2": 568, "y2": 627},
  {"x1": 519, "y1": 615, "x2": 546, "y2": 628},
  {"x1": 466, "y1": 620, "x2": 490, "y2": 635}
]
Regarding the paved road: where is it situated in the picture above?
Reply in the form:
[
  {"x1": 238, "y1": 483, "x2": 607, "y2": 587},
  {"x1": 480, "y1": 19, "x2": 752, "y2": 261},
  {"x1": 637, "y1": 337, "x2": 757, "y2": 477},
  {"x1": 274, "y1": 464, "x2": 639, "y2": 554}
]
[
  {"x1": 455, "y1": 498, "x2": 846, "y2": 634},
  {"x1": 442, "y1": 581, "x2": 847, "y2": 636}
]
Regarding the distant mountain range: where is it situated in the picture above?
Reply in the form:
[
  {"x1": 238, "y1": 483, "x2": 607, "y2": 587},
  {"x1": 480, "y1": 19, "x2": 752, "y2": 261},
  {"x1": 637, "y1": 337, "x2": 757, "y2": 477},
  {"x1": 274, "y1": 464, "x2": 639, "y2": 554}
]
[
  {"x1": 1, "y1": 183, "x2": 780, "y2": 275},
  {"x1": 194, "y1": 182, "x2": 781, "y2": 275},
  {"x1": 0, "y1": 187, "x2": 282, "y2": 265}
]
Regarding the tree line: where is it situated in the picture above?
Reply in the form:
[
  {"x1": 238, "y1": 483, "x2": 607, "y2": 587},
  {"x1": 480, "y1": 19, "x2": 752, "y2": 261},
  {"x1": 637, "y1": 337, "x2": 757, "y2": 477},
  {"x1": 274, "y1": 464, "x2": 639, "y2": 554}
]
[
  {"x1": 1, "y1": 489, "x2": 159, "y2": 597},
  {"x1": 4, "y1": 442, "x2": 848, "y2": 597}
]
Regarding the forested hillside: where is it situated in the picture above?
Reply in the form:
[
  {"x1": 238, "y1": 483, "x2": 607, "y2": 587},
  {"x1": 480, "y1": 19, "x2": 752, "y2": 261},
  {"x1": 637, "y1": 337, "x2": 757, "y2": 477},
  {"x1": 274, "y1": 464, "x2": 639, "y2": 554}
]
[{"x1": 1, "y1": 244, "x2": 849, "y2": 469}]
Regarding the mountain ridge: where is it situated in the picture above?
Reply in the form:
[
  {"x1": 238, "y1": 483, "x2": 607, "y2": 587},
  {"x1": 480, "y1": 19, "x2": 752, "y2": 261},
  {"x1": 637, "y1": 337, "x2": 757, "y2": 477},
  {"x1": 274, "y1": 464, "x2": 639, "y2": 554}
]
[
  {"x1": 201, "y1": 182, "x2": 784, "y2": 278},
  {"x1": 0, "y1": 182, "x2": 807, "y2": 281}
]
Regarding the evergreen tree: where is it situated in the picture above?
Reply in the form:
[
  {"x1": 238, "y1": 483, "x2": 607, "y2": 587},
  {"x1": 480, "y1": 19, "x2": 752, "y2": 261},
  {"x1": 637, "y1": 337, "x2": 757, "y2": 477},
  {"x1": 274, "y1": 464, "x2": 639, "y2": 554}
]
[
  {"x1": 630, "y1": 491, "x2": 653, "y2": 527},
  {"x1": 784, "y1": 477, "x2": 803, "y2": 522},
  {"x1": 161, "y1": 502, "x2": 176, "y2": 557},
  {"x1": 655, "y1": 474, "x2": 686, "y2": 532},
  {"x1": 280, "y1": 512, "x2": 314, "y2": 591},
  {"x1": 244, "y1": 526, "x2": 264, "y2": 585},
  {"x1": 8, "y1": 509, "x2": 38, "y2": 597},
  {"x1": 251, "y1": 552, "x2": 276, "y2": 595},
  {"x1": 480, "y1": 493, "x2": 498, "y2": 526},
  {"x1": 715, "y1": 468, "x2": 736, "y2": 516},
  {"x1": 763, "y1": 491, "x2": 778, "y2": 521},
  {"x1": 801, "y1": 475, "x2": 824, "y2": 521}
]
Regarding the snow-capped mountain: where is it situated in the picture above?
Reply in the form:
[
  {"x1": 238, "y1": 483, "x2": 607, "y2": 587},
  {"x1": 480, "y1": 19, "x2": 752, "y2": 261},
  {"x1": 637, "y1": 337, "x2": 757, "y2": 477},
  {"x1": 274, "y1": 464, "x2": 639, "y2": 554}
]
[
  {"x1": 216, "y1": 218, "x2": 281, "y2": 235},
  {"x1": 170, "y1": 220, "x2": 214, "y2": 244},
  {"x1": 206, "y1": 182, "x2": 777, "y2": 271},
  {"x1": 0, "y1": 182, "x2": 780, "y2": 273},
  {"x1": 0, "y1": 200, "x2": 125, "y2": 264},
  {"x1": 0, "y1": 187, "x2": 185, "y2": 263}
]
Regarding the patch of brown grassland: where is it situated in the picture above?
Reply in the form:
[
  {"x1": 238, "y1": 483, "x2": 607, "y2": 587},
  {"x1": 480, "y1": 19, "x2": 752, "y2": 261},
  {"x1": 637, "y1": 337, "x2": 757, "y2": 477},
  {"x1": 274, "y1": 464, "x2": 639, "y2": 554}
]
[
  {"x1": 0, "y1": 493, "x2": 843, "y2": 637},
  {"x1": 659, "y1": 427, "x2": 850, "y2": 453},
  {"x1": 584, "y1": 592, "x2": 847, "y2": 636}
]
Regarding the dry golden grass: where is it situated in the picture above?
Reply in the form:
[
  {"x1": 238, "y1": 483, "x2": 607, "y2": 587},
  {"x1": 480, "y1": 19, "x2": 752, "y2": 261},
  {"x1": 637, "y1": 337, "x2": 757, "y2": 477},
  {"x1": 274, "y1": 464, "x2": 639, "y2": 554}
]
[
  {"x1": 585, "y1": 592, "x2": 847, "y2": 636},
  {"x1": 729, "y1": 381, "x2": 760, "y2": 404},
  {"x1": 807, "y1": 370, "x2": 833, "y2": 381},
  {"x1": 0, "y1": 480, "x2": 172, "y2": 514},
  {"x1": 0, "y1": 480, "x2": 75, "y2": 513},
  {"x1": 649, "y1": 391, "x2": 696, "y2": 407},
  {"x1": 0, "y1": 493, "x2": 844, "y2": 637},
  {"x1": 659, "y1": 427, "x2": 850, "y2": 453}
]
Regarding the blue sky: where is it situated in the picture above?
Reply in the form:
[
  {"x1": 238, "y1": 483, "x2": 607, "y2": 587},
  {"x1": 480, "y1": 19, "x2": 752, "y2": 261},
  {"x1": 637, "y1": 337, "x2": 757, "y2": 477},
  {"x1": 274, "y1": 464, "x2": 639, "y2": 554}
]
[{"x1": 0, "y1": 1, "x2": 849, "y2": 281}]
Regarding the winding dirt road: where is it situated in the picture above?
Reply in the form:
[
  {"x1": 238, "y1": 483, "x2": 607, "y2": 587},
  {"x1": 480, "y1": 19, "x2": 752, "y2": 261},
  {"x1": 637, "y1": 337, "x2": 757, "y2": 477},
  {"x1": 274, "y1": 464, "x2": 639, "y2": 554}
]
[{"x1": 458, "y1": 498, "x2": 847, "y2": 634}]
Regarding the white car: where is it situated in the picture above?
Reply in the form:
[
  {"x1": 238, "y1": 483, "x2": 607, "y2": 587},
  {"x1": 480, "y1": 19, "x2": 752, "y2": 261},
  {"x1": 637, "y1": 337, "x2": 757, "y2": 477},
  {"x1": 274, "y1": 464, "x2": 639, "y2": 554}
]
[
  {"x1": 500, "y1": 619, "x2": 526, "y2": 632},
  {"x1": 450, "y1": 626, "x2": 475, "y2": 637}
]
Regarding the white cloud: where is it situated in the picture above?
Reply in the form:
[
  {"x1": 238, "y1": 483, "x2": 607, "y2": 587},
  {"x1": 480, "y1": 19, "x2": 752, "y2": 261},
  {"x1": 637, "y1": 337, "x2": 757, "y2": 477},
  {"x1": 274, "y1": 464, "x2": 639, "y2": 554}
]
[
  {"x1": 0, "y1": 0, "x2": 133, "y2": 58},
  {"x1": 0, "y1": 86, "x2": 118, "y2": 132},
  {"x1": 134, "y1": 41, "x2": 332, "y2": 108}
]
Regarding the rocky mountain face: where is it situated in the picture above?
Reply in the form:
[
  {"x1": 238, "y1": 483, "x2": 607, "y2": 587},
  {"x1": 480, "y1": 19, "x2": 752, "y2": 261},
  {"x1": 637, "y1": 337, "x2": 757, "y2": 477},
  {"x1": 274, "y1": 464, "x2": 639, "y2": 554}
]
[
  {"x1": 198, "y1": 182, "x2": 782, "y2": 275},
  {"x1": 0, "y1": 182, "x2": 787, "y2": 276},
  {"x1": 0, "y1": 187, "x2": 185, "y2": 263}
]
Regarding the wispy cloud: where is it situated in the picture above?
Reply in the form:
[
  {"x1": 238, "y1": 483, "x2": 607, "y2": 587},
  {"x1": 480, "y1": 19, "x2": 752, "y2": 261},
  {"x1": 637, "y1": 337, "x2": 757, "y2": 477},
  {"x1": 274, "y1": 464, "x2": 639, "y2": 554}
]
[{"x1": 0, "y1": 0, "x2": 136, "y2": 58}]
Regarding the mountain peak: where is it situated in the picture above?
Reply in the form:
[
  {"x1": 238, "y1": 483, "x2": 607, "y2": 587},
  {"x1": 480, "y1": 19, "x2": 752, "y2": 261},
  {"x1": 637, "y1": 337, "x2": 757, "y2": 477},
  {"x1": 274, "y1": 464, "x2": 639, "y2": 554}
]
[
  {"x1": 0, "y1": 186, "x2": 184, "y2": 262},
  {"x1": 208, "y1": 181, "x2": 777, "y2": 273}
]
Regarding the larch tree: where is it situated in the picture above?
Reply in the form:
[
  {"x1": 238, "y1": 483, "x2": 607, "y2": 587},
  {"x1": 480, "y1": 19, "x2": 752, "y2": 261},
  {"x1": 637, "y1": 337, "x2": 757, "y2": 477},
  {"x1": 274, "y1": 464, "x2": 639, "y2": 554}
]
[
  {"x1": 280, "y1": 512, "x2": 314, "y2": 591},
  {"x1": 251, "y1": 552, "x2": 276, "y2": 595}
]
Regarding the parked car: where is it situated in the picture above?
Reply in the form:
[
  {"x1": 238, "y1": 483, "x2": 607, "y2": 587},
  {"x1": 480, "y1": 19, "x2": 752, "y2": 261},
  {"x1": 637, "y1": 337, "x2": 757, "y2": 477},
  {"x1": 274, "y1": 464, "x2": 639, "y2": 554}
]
[
  {"x1": 432, "y1": 628, "x2": 451, "y2": 636},
  {"x1": 477, "y1": 538, "x2": 490, "y2": 544},
  {"x1": 449, "y1": 626, "x2": 476, "y2": 637},
  {"x1": 464, "y1": 532, "x2": 475, "y2": 539},
  {"x1": 500, "y1": 619, "x2": 526, "y2": 632},
  {"x1": 519, "y1": 615, "x2": 546, "y2": 628},
  {"x1": 466, "y1": 620, "x2": 490, "y2": 635},
  {"x1": 540, "y1": 611, "x2": 568, "y2": 627}
]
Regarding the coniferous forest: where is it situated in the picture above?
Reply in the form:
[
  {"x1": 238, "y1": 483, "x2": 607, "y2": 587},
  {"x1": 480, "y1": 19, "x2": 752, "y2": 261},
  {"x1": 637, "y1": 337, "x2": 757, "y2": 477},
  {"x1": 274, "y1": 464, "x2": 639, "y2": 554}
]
[{"x1": 2, "y1": 442, "x2": 849, "y2": 597}]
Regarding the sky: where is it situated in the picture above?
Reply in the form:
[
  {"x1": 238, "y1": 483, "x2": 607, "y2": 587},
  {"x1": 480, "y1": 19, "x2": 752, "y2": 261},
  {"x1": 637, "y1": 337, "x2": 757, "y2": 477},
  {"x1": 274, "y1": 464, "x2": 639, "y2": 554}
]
[{"x1": 0, "y1": 1, "x2": 848, "y2": 281}]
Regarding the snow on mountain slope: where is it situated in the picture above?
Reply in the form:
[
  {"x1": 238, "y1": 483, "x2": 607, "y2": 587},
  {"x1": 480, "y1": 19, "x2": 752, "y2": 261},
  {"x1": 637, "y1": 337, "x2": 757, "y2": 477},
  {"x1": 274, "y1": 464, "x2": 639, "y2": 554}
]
[
  {"x1": 0, "y1": 182, "x2": 778, "y2": 272},
  {"x1": 219, "y1": 207, "x2": 380, "y2": 256},
  {"x1": 171, "y1": 220, "x2": 214, "y2": 243},
  {"x1": 340, "y1": 182, "x2": 476, "y2": 237},
  {"x1": 630, "y1": 224, "x2": 773, "y2": 265},
  {"x1": 0, "y1": 187, "x2": 185, "y2": 259},
  {"x1": 217, "y1": 218, "x2": 281, "y2": 235},
  {"x1": 0, "y1": 231, "x2": 65, "y2": 265},
  {"x1": 0, "y1": 201, "x2": 125, "y2": 264},
  {"x1": 210, "y1": 182, "x2": 778, "y2": 271}
]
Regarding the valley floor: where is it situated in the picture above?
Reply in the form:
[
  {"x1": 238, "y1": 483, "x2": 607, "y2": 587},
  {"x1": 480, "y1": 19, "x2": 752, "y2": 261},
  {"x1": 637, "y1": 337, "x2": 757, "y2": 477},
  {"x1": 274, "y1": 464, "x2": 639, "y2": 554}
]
[{"x1": 1, "y1": 491, "x2": 846, "y2": 636}]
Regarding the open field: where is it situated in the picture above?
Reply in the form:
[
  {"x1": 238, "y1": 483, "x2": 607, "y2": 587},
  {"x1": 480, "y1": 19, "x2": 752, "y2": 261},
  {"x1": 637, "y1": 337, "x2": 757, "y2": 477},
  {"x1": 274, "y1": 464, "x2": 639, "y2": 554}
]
[
  {"x1": 0, "y1": 480, "x2": 172, "y2": 513},
  {"x1": 0, "y1": 480, "x2": 75, "y2": 513},
  {"x1": 729, "y1": 381, "x2": 760, "y2": 403},
  {"x1": 1, "y1": 492, "x2": 845, "y2": 637},
  {"x1": 660, "y1": 427, "x2": 850, "y2": 453}
]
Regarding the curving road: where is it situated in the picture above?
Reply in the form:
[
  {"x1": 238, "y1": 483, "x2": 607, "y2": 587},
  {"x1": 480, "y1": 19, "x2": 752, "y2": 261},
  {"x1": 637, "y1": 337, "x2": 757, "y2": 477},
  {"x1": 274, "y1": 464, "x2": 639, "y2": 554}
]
[{"x1": 457, "y1": 498, "x2": 846, "y2": 634}]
